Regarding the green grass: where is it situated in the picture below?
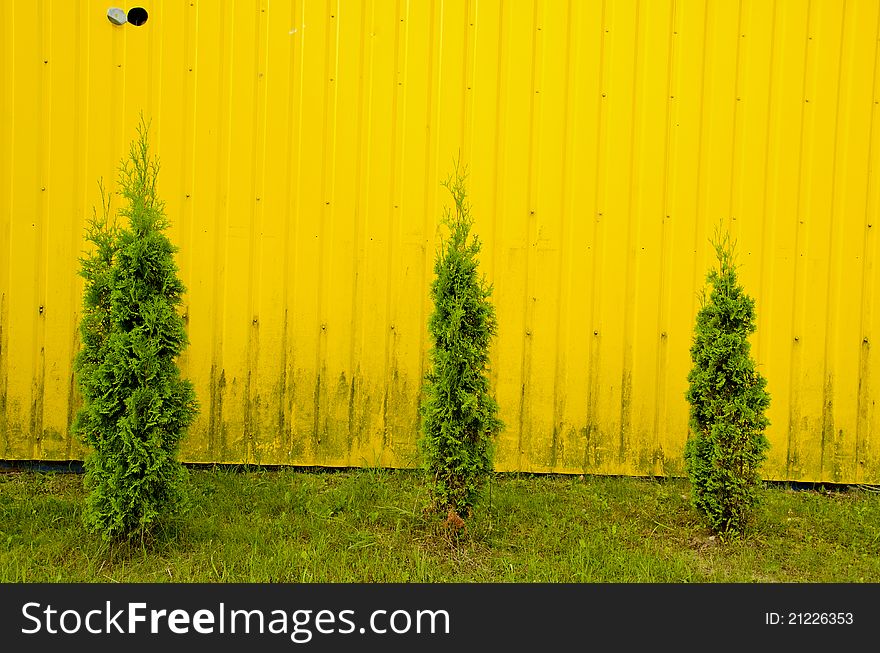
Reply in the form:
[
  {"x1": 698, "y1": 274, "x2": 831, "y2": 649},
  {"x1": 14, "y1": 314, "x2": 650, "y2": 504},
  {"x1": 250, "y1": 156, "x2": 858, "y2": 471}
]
[{"x1": 1, "y1": 467, "x2": 878, "y2": 582}]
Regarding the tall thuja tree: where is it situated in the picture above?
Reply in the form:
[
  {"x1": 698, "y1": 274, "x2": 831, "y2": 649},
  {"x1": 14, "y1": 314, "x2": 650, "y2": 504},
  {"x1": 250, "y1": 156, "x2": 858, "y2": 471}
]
[
  {"x1": 685, "y1": 228, "x2": 770, "y2": 537},
  {"x1": 419, "y1": 160, "x2": 503, "y2": 521},
  {"x1": 73, "y1": 118, "x2": 198, "y2": 540}
]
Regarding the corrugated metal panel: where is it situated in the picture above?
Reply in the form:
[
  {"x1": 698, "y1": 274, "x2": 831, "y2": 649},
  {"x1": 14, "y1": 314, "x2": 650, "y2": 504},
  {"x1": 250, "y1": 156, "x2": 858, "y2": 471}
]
[{"x1": 1, "y1": 0, "x2": 879, "y2": 483}]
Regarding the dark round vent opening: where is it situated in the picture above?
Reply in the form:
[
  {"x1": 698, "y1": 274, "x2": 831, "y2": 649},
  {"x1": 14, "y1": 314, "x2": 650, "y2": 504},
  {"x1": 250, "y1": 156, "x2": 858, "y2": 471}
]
[{"x1": 128, "y1": 7, "x2": 149, "y2": 26}]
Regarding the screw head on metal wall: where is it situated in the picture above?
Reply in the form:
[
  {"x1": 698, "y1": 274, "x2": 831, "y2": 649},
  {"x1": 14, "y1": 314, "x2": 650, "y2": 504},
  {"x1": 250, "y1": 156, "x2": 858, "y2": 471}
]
[{"x1": 107, "y1": 8, "x2": 127, "y2": 25}]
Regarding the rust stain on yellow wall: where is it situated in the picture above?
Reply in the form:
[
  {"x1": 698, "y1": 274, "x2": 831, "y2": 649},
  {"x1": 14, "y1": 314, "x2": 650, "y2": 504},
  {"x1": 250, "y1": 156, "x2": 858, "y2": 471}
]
[{"x1": 1, "y1": 0, "x2": 879, "y2": 483}]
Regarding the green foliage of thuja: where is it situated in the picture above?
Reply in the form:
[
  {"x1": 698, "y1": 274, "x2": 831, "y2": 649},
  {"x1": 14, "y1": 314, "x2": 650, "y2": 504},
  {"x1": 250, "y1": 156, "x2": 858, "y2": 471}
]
[
  {"x1": 418, "y1": 161, "x2": 504, "y2": 520},
  {"x1": 73, "y1": 117, "x2": 198, "y2": 541},
  {"x1": 684, "y1": 229, "x2": 771, "y2": 537}
]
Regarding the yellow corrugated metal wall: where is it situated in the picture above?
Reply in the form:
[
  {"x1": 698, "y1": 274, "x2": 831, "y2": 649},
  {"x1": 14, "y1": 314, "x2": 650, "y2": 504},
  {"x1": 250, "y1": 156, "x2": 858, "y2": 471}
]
[{"x1": 1, "y1": 0, "x2": 879, "y2": 483}]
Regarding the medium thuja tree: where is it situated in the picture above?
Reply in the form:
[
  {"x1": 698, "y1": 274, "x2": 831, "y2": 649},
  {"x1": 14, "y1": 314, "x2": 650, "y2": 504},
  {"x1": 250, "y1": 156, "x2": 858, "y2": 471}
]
[
  {"x1": 73, "y1": 118, "x2": 198, "y2": 540},
  {"x1": 685, "y1": 229, "x2": 770, "y2": 536},
  {"x1": 419, "y1": 161, "x2": 504, "y2": 522}
]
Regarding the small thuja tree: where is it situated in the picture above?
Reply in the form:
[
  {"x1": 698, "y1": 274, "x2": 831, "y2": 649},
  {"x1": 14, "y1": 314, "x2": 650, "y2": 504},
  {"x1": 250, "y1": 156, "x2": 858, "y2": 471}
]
[
  {"x1": 419, "y1": 160, "x2": 503, "y2": 523},
  {"x1": 73, "y1": 118, "x2": 197, "y2": 540},
  {"x1": 685, "y1": 228, "x2": 770, "y2": 536}
]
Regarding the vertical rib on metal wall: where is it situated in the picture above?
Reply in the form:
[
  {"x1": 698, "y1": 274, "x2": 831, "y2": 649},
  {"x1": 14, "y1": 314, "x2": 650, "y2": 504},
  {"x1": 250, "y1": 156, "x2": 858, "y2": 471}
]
[{"x1": 1, "y1": 0, "x2": 879, "y2": 483}]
